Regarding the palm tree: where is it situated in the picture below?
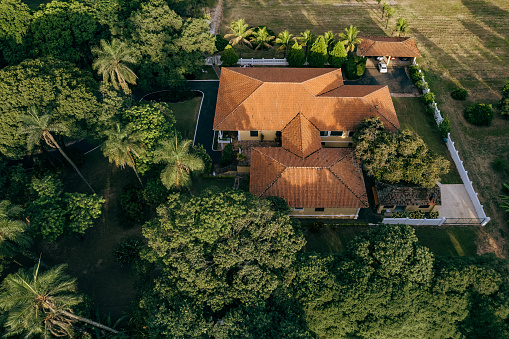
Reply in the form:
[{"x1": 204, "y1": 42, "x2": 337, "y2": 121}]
[
  {"x1": 101, "y1": 123, "x2": 144, "y2": 187},
  {"x1": 250, "y1": 26, "x2": 275, "y2": 51},
  {"x1": 0, "y1": 200, "x2": 32, "y2": 258},
  {"x1": 19, "y1": 107, "x2": 95, "y2": 194},
  {"x1": 324, "y1": 31, "x2": 335, "y2": 52},
  {"x1": 395, "y1": 18, "x2": 409, "y2": 37},
  {"x1": 153, "y1": 137, "x2": 204, "y2": 190},
  {"x1": 276, "y1": 30, "x2": 293, "y2": 58},
  {"x1": 224, "y1": 19, "x2": 253, "y2": 57},
  {"x1": 0, "y1": 262, "x2": 119, "y2": 337},
  {"x1": 92, "y1": 39, "x2": 138, "y2": 95},
  {"x1": 381, "y1": 1, "x2": 388, "y2": 19},
  {"x1": 386, "y1": 7, "x2": 396, "y2": 29},
  {"x1": 338, "y1": 25, "x2": 363, "y2": 54},
  {"x1": 298, "y1": 30, "x2": 315, "y2": 58}
]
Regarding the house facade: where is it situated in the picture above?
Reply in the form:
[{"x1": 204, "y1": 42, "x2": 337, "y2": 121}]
[{"x1": 213, "y1": 67, "x2": 400, "y2": 218}]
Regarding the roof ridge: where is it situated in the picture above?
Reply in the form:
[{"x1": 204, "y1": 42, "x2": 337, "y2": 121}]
[
  {"x1": 362, "y1": 87, "x2": 399, "y2": 130},
  {"x1": 328, "y1": 156, "x2": 367, "y2": 206},
  {"x1": 253, "y1": 149, "x2": 287, "y2": 197}
]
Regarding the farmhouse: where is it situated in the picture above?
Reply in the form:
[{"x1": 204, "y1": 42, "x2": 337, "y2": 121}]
[{"x1": 213, "y1": 67, "x2": 400, "y2": 218}]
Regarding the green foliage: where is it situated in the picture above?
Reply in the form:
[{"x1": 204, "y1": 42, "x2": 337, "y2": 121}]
[
  {"x1": 65, "y1": 193, "x2": 105, "y2": 234},
  {"x1": 338, "y1": 25, "x2": 362, "y2": 53},
  {"x1": 220, "y1": 143, "x2": 234, "y2": 166},
  {"x1": 114, "y1": 238, "x2": 142, "y2": 266},
  {"x1": 451, "y1": 87, "x2": 468, "y2": 100},
  {"x1": 250, "y1": 26, "x2": 275, "y2": 50},
  {"x1": 141, "y1": 189, "x2": 305, "y2": 311},
  {"x1": 354, "y1": 117, "x2": 450, "y2": 188},
  {"x1": 220, "y1": 45, "x2": 239, "y2": 67},
  {"x1": 410, "y1": 71, "x2": 423, "y2": 83},
  {"x1": 193, "y1": 144, "x2": 213, "y2": 174},
  {"x1": 142, "y1": 176, "x2": 168, "y2": 208},
  {"x1": 422, "y1": 91, "x2": 435, "y2": 104},
  {"x1": 464, "y1": 103, "x2": 493, "y2": 126},
  {"x1": 499, "y1": 82, "x2": 509, "y2": 116},
  {"x1": 0, "y1": 58, "x2": 100, "y2": 158},
  {"x1": 0, "y1": 200, "x2": 32, "y2": 259},
  {"x1": 119, "y1": 185, "x2": 147, "y2": 224},
  {"x1": 287, "y1": 41, "x2": 306, "y2": 67},
  {"x1": 345, "y1": 55, "x2": 367, "y2": 79},
  {"x1": 308, "y1": 35, "x2": 328, "y2": 67},
  {"x1": 429, "y1": 211, "x2": 439, "y2": 219},
  {"x1": 329, "y1": 41, "x2": 348, "y2": 68},
  {"x1": 265, "y1": 196, "x2": 291, "y2": 214},
  {"x1": 409, "y1": 210, "x2": 425, "y2": 219},
  {"x1": 215, "y1": 34, "x2": 229, "y2": 52},
  {"x1": 392, "y1": 211, "x2": 406, "y2": 218},
  {"x1": 0, "y1": 0, "x2": 31, "y2": 64},
  {"x1": 438, "y1": 116, "x2": 451, "y2": 138}
]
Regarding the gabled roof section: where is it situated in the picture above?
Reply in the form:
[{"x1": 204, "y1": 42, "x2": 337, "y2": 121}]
[
  {"x1": 250, "y1": 148, "x2": 368, "y2": 208},
  {"x1": 302, "y1": 69, "x2": 344, "y2": 96},
  {"x1": 282, "y1": 113, "x2": 322, "y2": 158},
  {"x1": 357, "y1": 36, "x2": 421, "y2": 57}
]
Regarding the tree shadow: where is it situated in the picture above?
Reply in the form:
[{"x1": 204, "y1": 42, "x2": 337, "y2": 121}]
[{"x1": 460, "y1": 0, "x2": 509, "y2": 35}]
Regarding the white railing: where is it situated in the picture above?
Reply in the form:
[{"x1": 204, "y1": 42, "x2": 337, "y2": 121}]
[
  {"x1": 238, "y1": 58, "x2": 288, "y2": 66},
  {"x1": 383, "y1": 217, "x2": 446, "y2": 226}
]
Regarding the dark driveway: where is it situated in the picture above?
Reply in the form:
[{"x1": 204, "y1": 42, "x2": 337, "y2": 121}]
[
  {"x1": 344, "y1": 68, "x2": 415, "y2": 94},
  {"x1": 188, "y1": 80, "x2": 221, "y2": 163}
]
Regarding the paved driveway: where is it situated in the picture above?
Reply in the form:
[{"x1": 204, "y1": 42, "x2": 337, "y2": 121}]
[
  {"x1": 188, "y1": 80, "x2": 221, "y2": 163},
  {"x1": 344, "y1": 68, "x2": 416, "y2": 94}
]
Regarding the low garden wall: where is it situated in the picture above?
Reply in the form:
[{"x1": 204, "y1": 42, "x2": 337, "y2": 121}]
[{"x1": 383, "y1": 217, "x2": 446, "y2": 226}]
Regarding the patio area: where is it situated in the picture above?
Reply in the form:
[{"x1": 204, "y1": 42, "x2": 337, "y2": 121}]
[{"x1": 436, "y1": 184, "x2": 478, "y2": 219}]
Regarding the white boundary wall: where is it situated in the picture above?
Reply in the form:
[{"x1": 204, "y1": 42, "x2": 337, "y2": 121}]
[
  {"x1": 383, "y1": 217, "x2": 446, "y2": 226},
  {"x1": 238, "y1": 58, "x2": 288, "y2": 66}
]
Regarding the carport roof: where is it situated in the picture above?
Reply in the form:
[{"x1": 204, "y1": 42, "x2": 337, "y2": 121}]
[{"x1": 357, "y1": 36, "x2": 421, "y2": 58}]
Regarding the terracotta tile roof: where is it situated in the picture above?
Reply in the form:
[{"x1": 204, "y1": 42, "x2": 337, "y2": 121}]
[
  {"x1": 282, "y1": 113, "x2": 322, "y2": 158},
  {"x1": 375, "y1": 182, "x2": 441, "y2": 206},
  {"x1": 250, "y1": 148, "x2": 368, "y2": 208},
  {"x1": 213, "y1": 68, "x2": 399, "y2": 132},
  {"x1": 357, "y1": 36, "x2": 421, "y2": 57}
]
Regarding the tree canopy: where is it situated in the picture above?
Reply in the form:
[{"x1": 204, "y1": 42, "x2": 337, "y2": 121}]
[{"x1": 354, "y1": 117, "x2": 450, "y2": 188}]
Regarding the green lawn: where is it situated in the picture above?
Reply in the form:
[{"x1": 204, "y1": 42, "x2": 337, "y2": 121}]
[
  {"x1": 304, "y1": 224, "x2": 478, "y2": 257},
  {"x1": 167, "y1": 96, "x2": 202, "y2": 140},
  {"x1": 192, "y1": 66, "x2": 219, "y2": 80},
  {"x1": 392, "y1": 97, "x2": 462, "y2": 184}
]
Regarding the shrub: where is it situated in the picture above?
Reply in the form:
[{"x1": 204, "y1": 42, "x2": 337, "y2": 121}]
[
  {"x1": 438, "y1": 116, "x2": 451, "y2": 139},
  {"x1": 220, "y1": 45, "x2": 239, "y2": 67},
  {"x1": 329, "y1": 41, "x2": 347, "y2": 68},
  {"x1": 410, "y1": 72, "x2": 422, "y2": 84},
  {"x1": 421, "y1": 92, "x2": 435, "y2": 104},
  {"x1": 193, "y1": 144, "x2": 213, "y2": 174},
  {"x1": 491, "y1": 158, "x2": 506, "y2": 172},
  {"x1": 409, "y1": 210, "x2": 425, "y2": 219},
  {"x1": 415, "y1": 80, "x2": 427, "y2": 90},
  {"x1": 408, "y1": 65, "x2": 419, "y2": 74},
  {"x1": 464, "y1": 103, "x2": 493, "y2": 126},
  {"x1": 215, "y1": 34, "x2": 229, "y2": 52},
  {"x1": 392, "y1": 211, "x2": 406, "y2": 218},
  {"x1": 428, "y1": 211, "x2": 439, "y2": 219},
  {"x1": 451, "y1": 87, "x2": 468, "y2": 100},
  {"x1": 266, "y1": 196, "x2": 291, "y2": 214},
  {"x1": 114, "y1": 239, "x2": 142, "y2": 266},
  {"x1": 287, "y1": 42, "x2": 306, "y2": 67},
  {"x1": 503, "y1": 83, "x2": 509, "y2": 98},
  {"x1": 345, "y1": 56, "x2": 367, "y2": 80},
  {"x1": 143, "y1": 177, "x2": 168, "y2": 207},
  {"x1": 500, "y1": 98, "x2": 509, "y2": 117},
  {"x1": 220, "y1": 143, "x2": 234, "y2": 166},
  {"x1": 308, "y1": 36, "x2": 328, "y2": 67}
]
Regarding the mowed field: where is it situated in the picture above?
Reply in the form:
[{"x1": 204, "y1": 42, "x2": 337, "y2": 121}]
[{"x1": 222, "y1": 0, "x2": 509, "y2": 256}]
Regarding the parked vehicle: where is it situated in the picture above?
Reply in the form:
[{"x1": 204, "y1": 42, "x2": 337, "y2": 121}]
[
  {"x1": 376, "y1": 56, "x2": 384, "y2": 61},
  {"x1": 378, "y1": 62, "x2": 387, "y2": 73},
  {"x1": 400, "y1": 57, "x2": 409, "y2": 61}
]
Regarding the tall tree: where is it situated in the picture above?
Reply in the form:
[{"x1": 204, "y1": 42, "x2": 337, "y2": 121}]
[
  {"x1": 0, "y1": 200, "x2": 32, "y2": 259},
  {"x1": 18, "y1": 107, "x2": 95, "y2": 194},
  {"x1": 153, "y1": 137, "x2": 204, "y2": 190},
  {"x1": 338, "y1": 25, "x2": 362, "y2": 54},
  {"x1": 287, "y1": 41, "x2": 306, "y2": 67},
  {"x1": 329, "y1": 40, "x2": 348, "y2": 68},
  {"x1": 250, "y1": 26, "x2": 275, "y2": 50},
  {"x1": 275, "y1": 30, "x2": 293, "y2": 57},
  {"x1": 0, "y1": 263, "x2": 119, "y2": 337},
  {"x1": 102, "y1": 123, "x2": 145, "y2": 187},
  {"x1": 323, "y1": 30, "x2": 335, "y2": 52},
  {"x1": 92, "y1": 38, "x2": 138, "y2": 94},
  {"x1": 0, "y1": 0, "x2": 31, "y2": 64},
  {"x1": 308, "y1": 35, "x2": 328, "y2": 67},
  {"x1": 386, "y1": 7, "x2": 396, "y2": 29},
  {"x1": 395, "y1": 18, "x2": 409, "y2": 37},
  {"x1": 298, "y1": 29, "x2": 315, "y2": 58},
  {"x1": 224, "y1": 18, "x2": 253, "y2": 56}
]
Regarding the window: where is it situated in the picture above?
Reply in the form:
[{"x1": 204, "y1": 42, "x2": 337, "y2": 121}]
[
  {"x1": 315, "y1": 208, "x2": 325, "y2": 212},
  {"x1": 419, "y1": 204, "x2": 430, "y2": 209},
  {"x1": 383, "y1": 205, "x2": 395, "y2": 209},
  {"x1": 320, "y1": 131, "x2": 329, "y2": 137},
  {"x1": 294, "y1": 207, "x2": 304, "y2": 211},
  {"x1": 348, "y1": 131, "x2": 355, "y2": 137},
  {"x1": 330, "y1": 131, "x2": 343, "y2": 136},
  {"x1": 250, "y1": 131, "x2": 258, "y2": 137}
]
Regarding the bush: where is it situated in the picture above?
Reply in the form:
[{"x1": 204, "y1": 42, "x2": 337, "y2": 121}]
[
  {"x1": 409, "y1": 210, "x2": 425, "y2": 219},
  {"x1": 451, "y1": 87, "x2": 468, "y2": 100},
  {"x1": 392, "y1": 211, "x2": 406, "y2": 218},
  {"x1": 428, "y1": 211, "x2": 439, "y2": 219},
  {"x1": 220, "y1": 45, "x2": 239, "y2": 67},
  {"x1": 500, "y1": 98, "x2": 509, "y2": 117},
  {"x1": 345, "y1": 56, "x2": 367, "y2": 80},
  {"x1": 408, "y1": 65, "x2": 420, "y2": 74},
  {"x1": 308, "y1": 36, "x2": 328, "y2": 67},
  {"x1": 287, "y1": 42, "x2": 306, "y2": 67},
  {"x1": 415, "y1": 80, "x2": 427, "y2": 90},
  {"x1": 502, "y1": 83, "x2": 509, "y2": 98},
  {"x1": 193, "y1": 144, "x2": 213, "y2": 174},
  {"x1": 220, "y1": 143, "x2": 234, "y2": 166},
  {"x1": 421, "y1": 92, "x2": 435, "y2": 104},
  {"x1": 329, "y1": 41, "x2": 347, "y2": 68},
  {"x1": 438, "y1": 116, "x2": 451, "y2": 139},
  {"x1": 114, "y1": 239, "x2": 142, "y2": 266},
  {"x1": 143, "y1": 177, "x2": 168, "y2": 207},
  {"x1": 266, "y1": 196, "x2": 291, "y2": 214},
  {"x1": 215, "y1": 34, "x2": 229, "y2": 52},
  {"x1": 464, "y1": 103, "x2": 493, "y2": 126},
  {"x1": 410, "y1": 71, "x2": 422, "y2": 84}
]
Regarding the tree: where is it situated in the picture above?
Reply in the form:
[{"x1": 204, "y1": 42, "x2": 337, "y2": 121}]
[
  {"x1": 345, "y1": 55, "x2": 367, "y2": 79},
  {"x1": 220, "y1": 45, "x2": 239, "y2": 66},
  {"x1": 298, "y1": 29, "x2": 315, "y2": 58},
  {"x1": 287, "y1": 41, "x2": 306, "y2": 67},
  {"x1": 0, "y1": 58, "x2": 100, "y2": 158},
  {"x1": 276, "y1": 30, "x2": 293, "y2": 58},
  {"x1": 92, "y1": 38, "x2": 138, "y2": 94},
  {"x1": 329, "y1": 40, "x2": 348, "y2": 68},
  {"x1": 308, "y1": 35, "x2": 328, "y2": 67},
  {"x1": 0, "y1": 200, "x2": 32, "y2": 274},
  {"x1": 224, "y1": 18, "x2": 253, "y2": 57},
  {"x1": 381, "y1": 1, "x2": 388, "y2": 19},
  {"x1": 19, "y1": 107, "x2": 95, "y2": 194},
  {"x1": 65, "y1": 193, "x2": 105, "y2": 234},
  {"x1": 386, "y1": 7, "x2": 396, "y2": 29},
  {"x1": 323, "y1": 30, "x2": 335, "y2": 52},
  {"x1": 0, "y1": 0, "x2": 31, "y2": 64},
  {"x1": 102, "y1": 123, "x2": 145, "y2": 187},
  {"x1": 153, "y1": 137, "x2": 204, "y2": 190},
  {"x1": 250, "y1": 26, "x2": 275, "y2": 50},
  {"x1": 141, "y1": 189, "x2": 306, "y2": 311},
  {"x1": 338, "y1": 25, "x2": 362, "y2": 53},
  {"x1": 395, "y1": 18, "x2": 409, "y2": 37},
  {"x1": 0, "y1": 263, "x2": 119, "y2": 337},
  {"x1": 353, "y1": 117, "x2": 450, "y2": 188}
]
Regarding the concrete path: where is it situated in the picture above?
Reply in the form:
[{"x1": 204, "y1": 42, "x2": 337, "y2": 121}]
[
  {"x1": 344, "y1": 68, "x2": 415, "y2": 94},
  {"x1": 437, "y1": 184, "x2": 478, "y2": 219},
  {"x1": 209, "y1": 0, "x2": 224, "y2": 34},
  {"x1": 188, "y1": 80, "x2": 221, "y2": 163}
]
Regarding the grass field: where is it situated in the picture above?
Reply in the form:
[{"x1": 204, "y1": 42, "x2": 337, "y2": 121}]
[
  {"x1": 304, "y1": 225, "x2": 478, "y2": 257},
  {"x1": 222, "y1": 0, "x2": 509, "y2": 256},
  {"x1": 167, "y1": 96, "x2": 202, "y2": 140}
]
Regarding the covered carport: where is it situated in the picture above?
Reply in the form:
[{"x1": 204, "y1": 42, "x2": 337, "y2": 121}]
[{"x1": 357, "y1": 36, "x2": 421, "y2": 67}]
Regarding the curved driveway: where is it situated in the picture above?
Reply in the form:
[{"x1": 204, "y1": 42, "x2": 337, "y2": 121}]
[{"x1": 188, "y1": 80, "x2": 221, "y2": 163}]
